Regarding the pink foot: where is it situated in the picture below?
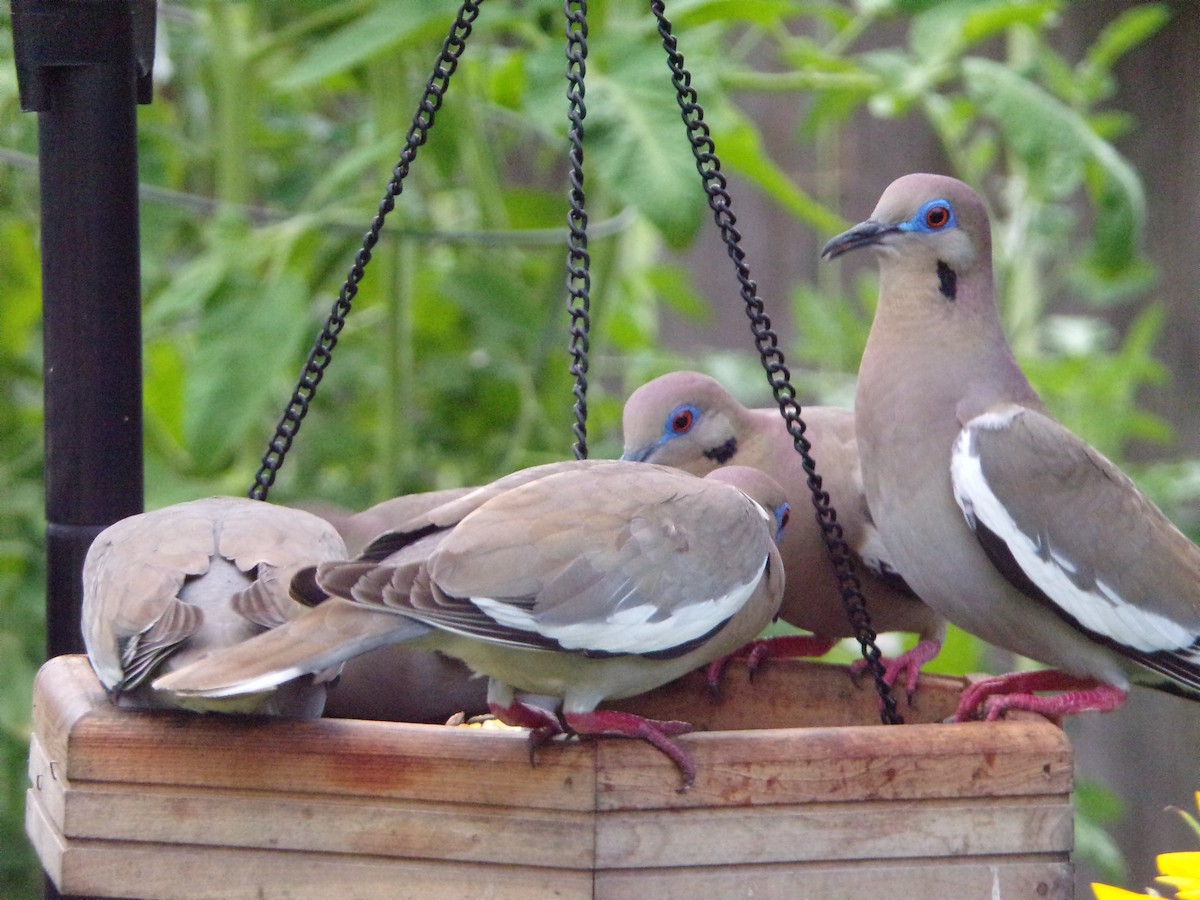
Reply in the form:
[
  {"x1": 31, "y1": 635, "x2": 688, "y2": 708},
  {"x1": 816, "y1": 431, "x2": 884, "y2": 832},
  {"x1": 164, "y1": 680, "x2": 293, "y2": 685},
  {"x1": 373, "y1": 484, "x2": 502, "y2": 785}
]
[
  {"x1": 953, "y1": 670, "x2": 1128, "y2": 722},
  {"x1": 705, "y1": 634, "x2": 837, "y2": 694},
  {"x1": 564, "y1": 709, "x2": 697, "y2": 792},
  {"x1": 850, "y1": 639, "x2": 942, "y2": 701},
  {"x1": 489, "y1": 700, "x2": 565, "y2": 764}
]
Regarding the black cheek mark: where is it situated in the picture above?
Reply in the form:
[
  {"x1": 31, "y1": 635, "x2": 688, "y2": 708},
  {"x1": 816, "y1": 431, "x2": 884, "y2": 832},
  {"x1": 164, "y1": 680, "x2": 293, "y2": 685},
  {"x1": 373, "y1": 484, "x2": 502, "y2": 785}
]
[
  {"x1": 937, "y1": 260, "x2": 957, "y2": 300},
  {"x1": 703, "y1": 437, "x2": 738, "y2": 465}
]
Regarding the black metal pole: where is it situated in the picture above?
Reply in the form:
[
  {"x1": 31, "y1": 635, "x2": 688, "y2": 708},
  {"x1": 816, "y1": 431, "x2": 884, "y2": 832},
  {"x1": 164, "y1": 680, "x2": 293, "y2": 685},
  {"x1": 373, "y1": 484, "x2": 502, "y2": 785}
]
[{"x1": 10, "y1": 2, "x2": 154, "y2": 897}]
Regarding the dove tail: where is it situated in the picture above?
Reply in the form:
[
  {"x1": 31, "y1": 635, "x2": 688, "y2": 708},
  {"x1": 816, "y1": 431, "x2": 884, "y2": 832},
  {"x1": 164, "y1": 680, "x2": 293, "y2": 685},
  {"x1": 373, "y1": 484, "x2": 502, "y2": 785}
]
[{"x1": 152, "y1": 600, "x2": 428, "y2": 700}]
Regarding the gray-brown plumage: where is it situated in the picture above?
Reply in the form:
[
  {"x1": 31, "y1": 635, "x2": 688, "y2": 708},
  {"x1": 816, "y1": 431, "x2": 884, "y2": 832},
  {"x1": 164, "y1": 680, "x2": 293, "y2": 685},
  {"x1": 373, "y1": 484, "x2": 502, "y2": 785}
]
[
  {"x1": 823, "y1": 172, "x2": 1200, "y2": 720},
  {"x1": 621, "y1": 371, "x2": 944, "y2": 691},
  {"x1": 154, "y1": 460, "x2": 790, "y2": 788},
  {"x1": 303, "y1": 488, "x2": 487, "y2": 722},
  {"x1": 82, "y1": 496, "x2": 347, "y2": 715}
]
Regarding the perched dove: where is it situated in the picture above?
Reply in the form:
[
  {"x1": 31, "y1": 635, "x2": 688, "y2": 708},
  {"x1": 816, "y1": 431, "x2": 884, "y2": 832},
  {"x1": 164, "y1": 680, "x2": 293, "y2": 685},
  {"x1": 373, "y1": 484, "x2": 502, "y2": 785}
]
[
  {"x1": 82, "y1": 496, "x2": 347, "y2": 715},
  {"x1": 621, "y1": 371, "x2": 944, "y2": 693},
  {"x1": 154, "y1": 460, "x2": 790, "y2": 789},
  {"x1": 823, "y1": 173, "x2": 1200, "y2": 720},
  {"x1": 306, "y1": 488, "x2": 476, "y2": 557},
  {"x1": 304, "y1": 488, "x2": 488, "y2": 722}
]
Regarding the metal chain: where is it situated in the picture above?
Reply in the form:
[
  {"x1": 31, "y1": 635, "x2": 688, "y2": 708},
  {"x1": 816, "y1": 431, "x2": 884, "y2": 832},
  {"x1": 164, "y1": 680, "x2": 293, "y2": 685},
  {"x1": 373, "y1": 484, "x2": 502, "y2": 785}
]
[
  {"x1": 248, "y1": 0, "x2": 484, "y2": 500},
  {"x1": 649, "y1": 0, "x2": 901, "y2": 725},
  {"x1": 564, "y1": 0, "x2": 591, "y2": 460}
]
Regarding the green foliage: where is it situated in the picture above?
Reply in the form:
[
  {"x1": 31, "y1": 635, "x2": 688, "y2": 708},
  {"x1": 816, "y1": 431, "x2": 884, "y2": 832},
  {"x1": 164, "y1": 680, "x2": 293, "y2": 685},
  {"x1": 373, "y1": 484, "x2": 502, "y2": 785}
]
[
  {"x1": 1075, "y1": 780, "x2": 1130, "y2": 885},
  {"x1": 0, "y1": 1, "x2": 1186, "y2": 892}
]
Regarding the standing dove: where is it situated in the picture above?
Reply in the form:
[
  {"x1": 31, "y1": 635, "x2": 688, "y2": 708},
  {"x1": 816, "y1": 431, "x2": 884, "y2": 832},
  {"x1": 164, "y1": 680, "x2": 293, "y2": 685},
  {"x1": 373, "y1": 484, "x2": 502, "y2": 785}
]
[
  {"x1": 823, "y1": 173, "x2": 1200, "y2": 720},
  {"x1": 304, "y1": 487, "x2": 488, "y2": 722},
  {"x1": 154, "y1": 460, "x2": 790, "y2": 789},
  {"x1": 82, "y1": 496, "x2": 347, "y2": 716},
  {"x1": 621, "y1": 371, "x2": 944, "y2": 694}
]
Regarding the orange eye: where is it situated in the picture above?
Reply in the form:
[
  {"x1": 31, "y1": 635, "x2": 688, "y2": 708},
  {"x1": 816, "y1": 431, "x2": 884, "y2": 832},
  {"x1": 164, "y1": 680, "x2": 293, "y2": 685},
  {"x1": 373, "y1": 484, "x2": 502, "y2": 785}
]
[
  {"x1": 671, "y1": 410, "x2": 694, "y2": 433},
  {"x1": 925, "y1": 205, "x2": 949, "y2": 229}
]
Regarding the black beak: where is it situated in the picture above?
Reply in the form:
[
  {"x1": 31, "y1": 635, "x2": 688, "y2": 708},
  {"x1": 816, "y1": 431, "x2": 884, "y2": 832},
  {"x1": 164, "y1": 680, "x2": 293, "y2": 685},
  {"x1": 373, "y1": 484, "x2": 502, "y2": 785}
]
[{"x1": 821, "y1": 219, "x2": 898, "y2": 260}]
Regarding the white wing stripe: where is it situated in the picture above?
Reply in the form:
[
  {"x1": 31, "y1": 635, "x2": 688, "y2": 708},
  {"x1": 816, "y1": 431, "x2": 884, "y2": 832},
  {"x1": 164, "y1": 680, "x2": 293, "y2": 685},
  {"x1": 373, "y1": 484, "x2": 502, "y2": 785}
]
[
  {"x1": 952, "y1": 422, "x2": 1193, "y2": 654},
  {"x1": 471, "y1": 559, "x2": 767, "y2": 655}
]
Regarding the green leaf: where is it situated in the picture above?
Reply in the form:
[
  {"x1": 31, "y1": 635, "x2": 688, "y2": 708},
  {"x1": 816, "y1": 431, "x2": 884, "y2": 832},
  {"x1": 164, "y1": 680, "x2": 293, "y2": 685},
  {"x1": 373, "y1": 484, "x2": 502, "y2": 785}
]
[
  {"x1": 183, "y1": 273, "x2": 313, "y2": 469},
  {"x1": 909, "y1": 0, "x2": 1060, "y2": 62},
  {"x1": 275, "y1": 0, "x2": 462, "y2": 90},
  {"x1": 1085, "y1": 4, "x2": 1170, "y2": 75},
  {"x1": 714, "y1": 109, "x2": 846, "y2": 234},
  {"x1": 1074, "y1": 780, "x2": 1128, "y2": 884},
  {"x1": 963, "y1": 57, "x2": 1144, "y2": 231},
  {"x1": 671, "y1": 0, "x2": 796, "y2": 28}
]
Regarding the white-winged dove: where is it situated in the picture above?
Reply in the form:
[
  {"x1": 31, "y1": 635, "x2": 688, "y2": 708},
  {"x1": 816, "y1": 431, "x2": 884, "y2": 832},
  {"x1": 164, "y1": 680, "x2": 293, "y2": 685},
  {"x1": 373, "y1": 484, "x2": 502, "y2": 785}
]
[
  {"x1": 305, "y1": 488, "x2": 476, "y2": 557},
  {"x1": 303, "y1": 488, "x2": 488, "y2": 723},
  {"x1": 154, "y1": 460, "x2": 790, "y2": 789},
  {"x1": 82, "y1": 496, "x2": 347, "y2": 716},
  {"x1": 621, "y1": 371, "x2": 944, "y2": 693},
  {"x1": 823, "y1": 173, "x2": 1200, "y2": 720}
]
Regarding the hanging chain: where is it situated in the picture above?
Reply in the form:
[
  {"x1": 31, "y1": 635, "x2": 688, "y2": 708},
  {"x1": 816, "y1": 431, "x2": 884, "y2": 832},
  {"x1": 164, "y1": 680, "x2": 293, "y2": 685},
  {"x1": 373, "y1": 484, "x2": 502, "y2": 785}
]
[
  {"x1": 564, "y1": 0, "x2": 591, "y2": 460},
  {"x1": 248, "y1": 0, "x2": 483, "y2": 500},
  {"x1": 649, "y1": 0, "x2": 901, "y2": 725}
]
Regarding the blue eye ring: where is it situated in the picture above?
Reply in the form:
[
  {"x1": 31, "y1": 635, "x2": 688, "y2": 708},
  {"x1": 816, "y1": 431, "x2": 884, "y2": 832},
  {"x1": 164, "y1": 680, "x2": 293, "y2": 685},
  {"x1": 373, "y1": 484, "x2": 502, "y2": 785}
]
[
  {"x1": 900, "y1": 199, "x2": 956, "y2": 234},
  {"x1": 663, "y1": 404, "x2": 700, "y2": 438},
  {"x1": 774, "y1": 502, "x2": 791, "y2": 541}
]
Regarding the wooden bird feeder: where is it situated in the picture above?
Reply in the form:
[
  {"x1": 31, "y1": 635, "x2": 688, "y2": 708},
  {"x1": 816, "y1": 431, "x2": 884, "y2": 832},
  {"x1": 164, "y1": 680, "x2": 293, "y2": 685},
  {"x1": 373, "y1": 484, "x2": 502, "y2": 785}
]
[
  {"x1": 28, "y1": 655, "x2": 1074, "y2": 899},
  {"x1": 18, "y1": 4, "x2": 1077, "y2": 899}
]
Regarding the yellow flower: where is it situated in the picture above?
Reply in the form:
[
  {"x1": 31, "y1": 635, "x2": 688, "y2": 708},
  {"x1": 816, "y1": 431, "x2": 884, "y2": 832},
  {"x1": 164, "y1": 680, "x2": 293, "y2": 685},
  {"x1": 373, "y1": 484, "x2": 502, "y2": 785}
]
[
  {"x1": 1092, "y1": 793, "x2": 1200, "y2": 900},
  {"x1": 1156, "y1": 851, "x2": 1200, "y2": 899},
  {"x1": 1091, "y1": 883, "x2": 1158, "y2": 899}
]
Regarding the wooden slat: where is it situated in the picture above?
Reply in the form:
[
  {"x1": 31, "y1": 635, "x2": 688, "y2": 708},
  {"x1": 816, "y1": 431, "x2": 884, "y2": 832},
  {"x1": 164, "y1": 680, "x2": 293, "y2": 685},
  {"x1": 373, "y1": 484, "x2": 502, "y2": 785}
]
[
  {"x1": 27, "y1": 734, "x2": 65, "y2": 839},
  {"x1": 593, "y1": 718, "x2": 1072, "y2": 810},
  {"x1": 25, "y1": 787, "x2": 66, "y2": 889},
  {"x1": 27, "y1": 654, "x2": 1076, "y2": 899},
  {"x1": 594, "y1": 795, "x2": 1072, "y2": 868},
  {"x1": 33, "y1": 656, "x2": 1072, "y2": 811},
  {"x1": 34, "y1": 656, "x2": 598, "y2": 811},
  {"x1": 56, "y1": 780, "x2": 596, "y2": 869},
  {"x1": 28, "y1": 793, "x2": 592, "y2": 900},
  {"x1": 606, "y1": 657, "x2": 967, "y2": 728},
  {"x1": 32, "y1": 701, "x2": 596, "y2": 869},
  {"x1": 594, "y1": 856, "x2": 1075, "y2": 899}
]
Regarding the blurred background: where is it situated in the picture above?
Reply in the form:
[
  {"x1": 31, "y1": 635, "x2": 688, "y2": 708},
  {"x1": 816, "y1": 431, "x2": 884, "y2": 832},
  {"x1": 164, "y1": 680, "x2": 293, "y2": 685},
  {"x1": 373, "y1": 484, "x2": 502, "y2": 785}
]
[{"x1": 1, "y1": 1, "x2": 1196, "y2": 895}]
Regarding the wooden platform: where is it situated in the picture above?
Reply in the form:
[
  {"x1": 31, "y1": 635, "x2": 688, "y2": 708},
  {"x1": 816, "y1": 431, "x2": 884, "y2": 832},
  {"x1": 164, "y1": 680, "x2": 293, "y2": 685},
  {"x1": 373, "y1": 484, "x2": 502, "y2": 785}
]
[{"x1": 27, "y1": 654, "x2": 1075, "y2": 899}]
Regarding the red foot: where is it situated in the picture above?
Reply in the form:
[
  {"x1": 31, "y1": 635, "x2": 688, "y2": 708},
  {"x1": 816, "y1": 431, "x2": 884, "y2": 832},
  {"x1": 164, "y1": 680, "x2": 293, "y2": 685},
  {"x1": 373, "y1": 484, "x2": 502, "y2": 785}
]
[
  {"x1": 705, "y1": 634, "x2": 838, "y2": 694},
  {"x1": 564, "y1": 709, "x2": 697, "y2": 792},
  {"x1": 850, "y1": 639, "x2": 942, "y2": 700},
  {"x1": 953, "y1": 670, "x2": 1128, "y2": 722},
  {"x1": 489, "y1": 700, "x2": 565, "y2": 763}
]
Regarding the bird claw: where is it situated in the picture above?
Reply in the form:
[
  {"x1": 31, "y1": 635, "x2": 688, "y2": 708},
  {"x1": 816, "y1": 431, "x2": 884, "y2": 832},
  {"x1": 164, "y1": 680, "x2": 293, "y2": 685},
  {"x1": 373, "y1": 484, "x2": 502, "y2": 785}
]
[
  {"x1": 565, "y1": 709, "x2": 697, "y2": 792},
  {"x1": 487, "y1": 699, "x2": 568, "y2": 768},
  {"x1": 705, "y1": 634, "x2": 837, "y2": 696},
  {"x1": 952, "y1": 670, "x2": 1127, "y2": 722},
  {"x1": 849, "y1": 639, "x2": 941, "y2": 705}
]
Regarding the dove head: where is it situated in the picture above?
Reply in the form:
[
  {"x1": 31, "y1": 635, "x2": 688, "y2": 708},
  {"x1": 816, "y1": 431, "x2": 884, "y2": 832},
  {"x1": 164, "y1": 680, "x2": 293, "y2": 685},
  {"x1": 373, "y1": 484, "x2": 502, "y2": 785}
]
[
  {"x1": 704, "y1": 465, "x2": 791, "y2": 544},
  {"x1": 620, "y1": 371, "x2": 746, "y2": 472},
  {"x1": 822, "y1": 174, "x2": 993, "y2": 310}
]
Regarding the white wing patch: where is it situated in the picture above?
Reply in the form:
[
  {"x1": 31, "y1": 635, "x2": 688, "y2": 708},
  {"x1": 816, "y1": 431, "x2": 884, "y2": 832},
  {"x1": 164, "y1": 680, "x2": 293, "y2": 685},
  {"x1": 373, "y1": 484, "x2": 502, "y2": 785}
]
[
  {"x1": 951, "y1": 412, "x2": 1194, "y2": 654},
  {"x1": 471, "y1": 559, "x2": 766, "y2": 656}
]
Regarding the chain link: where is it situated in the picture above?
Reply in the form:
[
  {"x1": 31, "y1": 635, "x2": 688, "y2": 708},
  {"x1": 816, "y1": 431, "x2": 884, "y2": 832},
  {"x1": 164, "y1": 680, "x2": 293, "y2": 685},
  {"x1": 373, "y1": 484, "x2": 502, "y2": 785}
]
[
  {"x1": 248, "y1": 0, "x2": 484, "y2": 500},
  {"x1": 564, "y1": 0, "x2": 591, "y2": 460},
  {"x1": 649, "y1": 0, "x2": 901, "y2": 725}
]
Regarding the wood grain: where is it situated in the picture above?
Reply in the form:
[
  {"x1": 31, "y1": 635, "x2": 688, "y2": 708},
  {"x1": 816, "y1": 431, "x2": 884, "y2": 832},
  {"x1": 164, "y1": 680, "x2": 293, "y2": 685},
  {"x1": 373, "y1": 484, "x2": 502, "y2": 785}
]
[{"x1": 27, "y1": 654, "x2": 1076, "y2": 899}]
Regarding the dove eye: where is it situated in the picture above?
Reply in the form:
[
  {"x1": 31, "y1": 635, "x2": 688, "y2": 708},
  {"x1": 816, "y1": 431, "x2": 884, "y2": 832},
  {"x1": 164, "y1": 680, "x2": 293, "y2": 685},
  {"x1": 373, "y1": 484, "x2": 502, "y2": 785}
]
[
  {"x1": 670, "y1": 408, "x2": 695, "y2": 434},
  {"x1": 924, "y1": 204, "x2": 950, "y2": 229},
  {"x1": 774, "y1": 502, "x2": 791, "y2": 540}
]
